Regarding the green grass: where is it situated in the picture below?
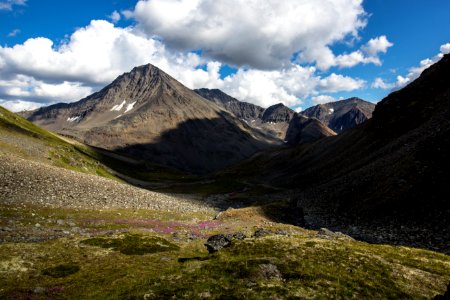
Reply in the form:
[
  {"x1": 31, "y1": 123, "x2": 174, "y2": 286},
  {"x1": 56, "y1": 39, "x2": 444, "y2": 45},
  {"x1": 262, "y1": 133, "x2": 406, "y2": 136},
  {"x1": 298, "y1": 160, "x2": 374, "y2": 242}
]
[
  {"x1": 0, "y1": 106, "x2": 196, "y2": 185},
  {"x1": 0, "y1": 106, "x2": 121, "y2": 181},
  {"x1": 43, "y1": 264, "x2": 81, "y2": 278},
  {"x1": 82, "y1": 234, "x2": 179, "y2": 255},
  {"x1": 0, "y1": 204, "x2": 449, "y2": 299}
]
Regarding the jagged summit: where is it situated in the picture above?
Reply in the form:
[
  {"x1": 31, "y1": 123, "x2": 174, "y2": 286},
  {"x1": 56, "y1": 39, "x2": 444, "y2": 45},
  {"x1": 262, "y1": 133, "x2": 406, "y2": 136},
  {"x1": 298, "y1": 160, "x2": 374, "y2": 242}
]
[
  {"x1": 194, "y1": 88, "x2": 264, "y2": 121},
  {"x1": 261, "y1": 103, "x2": 295, "y2": 123},
  {"x1": 301, "y1": 97, "x2": 375, "y2": 133}
]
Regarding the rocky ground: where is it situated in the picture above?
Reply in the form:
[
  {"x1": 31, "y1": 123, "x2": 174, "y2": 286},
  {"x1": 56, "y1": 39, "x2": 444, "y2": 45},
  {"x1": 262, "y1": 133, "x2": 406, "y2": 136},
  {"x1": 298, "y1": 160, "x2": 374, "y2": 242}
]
[
  {"x1": 0, "y1": 154, "x2": 214, "y2": 213},
  {"x1": 0, "y1": 153, "x2": 449, "y2": 299}
]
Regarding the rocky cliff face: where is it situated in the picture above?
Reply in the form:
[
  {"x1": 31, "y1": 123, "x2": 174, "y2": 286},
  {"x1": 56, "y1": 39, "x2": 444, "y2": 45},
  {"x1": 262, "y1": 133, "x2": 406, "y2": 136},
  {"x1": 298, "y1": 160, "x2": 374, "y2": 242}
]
[
  {"x1": 26, "y1": 64, "x2": 280, "y2": 174},
  {"x1": 194, "y1": 88, "x2": 264, "y2": 122},
  {"x1": 301, "y1": 98, "x2": 375, "y2": 133},
  {"x1": 196, "y1": 89, "x2": 333, "y2": 143}
]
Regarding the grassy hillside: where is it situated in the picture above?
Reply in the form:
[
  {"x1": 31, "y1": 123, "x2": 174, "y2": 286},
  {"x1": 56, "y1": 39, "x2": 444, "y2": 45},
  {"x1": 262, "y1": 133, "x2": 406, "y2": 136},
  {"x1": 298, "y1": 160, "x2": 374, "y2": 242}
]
[
  {"x1": 0, "y1": 106, "x2": 198, "y2": 186},
  {"x1": 0, "y1": 203, "x2": 449, "y2": 299},
  {"x1": 0, "y1": 106, "x2": 118, "y2": 180}
]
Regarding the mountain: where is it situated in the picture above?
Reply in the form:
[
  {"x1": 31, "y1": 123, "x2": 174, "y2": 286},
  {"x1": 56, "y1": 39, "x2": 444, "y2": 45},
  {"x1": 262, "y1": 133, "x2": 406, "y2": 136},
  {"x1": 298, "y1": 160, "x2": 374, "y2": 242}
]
[
  {"x1": 285, "y1": 113, "x2": 336, "y2": 145},
  {"x1": 194, "y1": 88, "x2": 264, "y2": 122},
  {"x1": 260, "y1": 103, "x2": 295, "y2": 123},
  {"x1": 196, "y1": 88, "x2": 333, "y2": 143},
  {"x1": 25, "y1": 64, "x2": 279, "y2": 174},
  {"x1": 225, "y1": 54, "x2": 450, "y2": 252},
  {"x1": 301, "y1": 97, "x2": 375, "y2": 133}
]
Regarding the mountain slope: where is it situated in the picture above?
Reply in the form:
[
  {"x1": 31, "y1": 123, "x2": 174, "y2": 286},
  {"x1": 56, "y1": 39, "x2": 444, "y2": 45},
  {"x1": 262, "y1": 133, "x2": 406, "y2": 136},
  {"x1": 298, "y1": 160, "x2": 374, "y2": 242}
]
[
  {"x1": 25, "y1": 64, "x2": 279, "y2": 174},
  {"x1": 196, "y1": 88, "x2": 334, "y2": 143},
  {"x1": 0, "y1": 105, "x2": 118, "y2": 179},
  {"x1": 194, "y1": 88, "x2": 264, "y2": 122},
  {"x1": 285, "y1": 113, "x2": 336, "y2": 145},
  {"x1": 224, "y1": 54, "x2": 450, "y2": 252},
  {"x1": 301, "y1": 98, "x2": 375, "y2": 133}
]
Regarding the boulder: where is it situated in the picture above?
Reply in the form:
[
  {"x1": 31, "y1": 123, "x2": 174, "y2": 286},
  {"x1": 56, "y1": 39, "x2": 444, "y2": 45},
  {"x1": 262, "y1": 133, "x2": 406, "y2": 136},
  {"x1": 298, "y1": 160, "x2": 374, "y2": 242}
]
[{"x1": 205, "y1": 234, "x2": 232, "y2": 253}]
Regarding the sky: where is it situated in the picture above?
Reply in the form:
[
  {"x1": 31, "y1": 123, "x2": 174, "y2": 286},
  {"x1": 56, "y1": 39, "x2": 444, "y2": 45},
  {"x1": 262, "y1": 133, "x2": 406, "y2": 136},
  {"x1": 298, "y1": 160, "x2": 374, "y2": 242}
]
[{"x1": 0, "y1": 0, "x2": 449, "y2": 112}]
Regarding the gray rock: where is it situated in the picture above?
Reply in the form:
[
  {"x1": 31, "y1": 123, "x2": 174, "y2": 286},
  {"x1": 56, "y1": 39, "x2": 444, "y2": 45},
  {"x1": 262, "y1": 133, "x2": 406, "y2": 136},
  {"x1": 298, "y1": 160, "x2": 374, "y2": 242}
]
[
  {"x1": 205, "y1": 234, "x2": 232, "y2": 253},
  {"x1": 256, "y1": 263, "x2": 283, "y2": 281},
  {"x1": 252, "y1": 228, "x2": 271, "y2": 238},
  {"x1": 225, "y1": 232, "x2": 246, "y2": 240},
  {"x1": 318, "y1": 228, "x2": 354, "y2": 240}
]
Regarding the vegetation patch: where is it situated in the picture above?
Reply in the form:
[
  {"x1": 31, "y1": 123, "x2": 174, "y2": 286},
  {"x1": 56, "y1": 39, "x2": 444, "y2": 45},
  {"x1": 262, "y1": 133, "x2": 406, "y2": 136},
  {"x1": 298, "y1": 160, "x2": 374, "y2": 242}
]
[
  {"x1": 82, "y1": 234, "x2": 180, "y2": 255},
  {"x1": 42, "y1": 263, "x2": 80, "y2": 278}
]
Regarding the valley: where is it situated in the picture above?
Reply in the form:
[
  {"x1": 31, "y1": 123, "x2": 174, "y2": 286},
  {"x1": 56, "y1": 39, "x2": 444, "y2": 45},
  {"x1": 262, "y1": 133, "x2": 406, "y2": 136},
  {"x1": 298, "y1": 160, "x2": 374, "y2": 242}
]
[{"x1": 1, "y1": 53, "x2": 450, "y2": 299}]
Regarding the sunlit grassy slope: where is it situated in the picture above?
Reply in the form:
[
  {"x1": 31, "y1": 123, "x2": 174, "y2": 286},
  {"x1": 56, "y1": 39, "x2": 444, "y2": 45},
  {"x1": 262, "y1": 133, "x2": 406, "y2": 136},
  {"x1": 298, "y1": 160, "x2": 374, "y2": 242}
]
[{"x1": 0, "y1": 204, "x2": 449, "y2": 299}]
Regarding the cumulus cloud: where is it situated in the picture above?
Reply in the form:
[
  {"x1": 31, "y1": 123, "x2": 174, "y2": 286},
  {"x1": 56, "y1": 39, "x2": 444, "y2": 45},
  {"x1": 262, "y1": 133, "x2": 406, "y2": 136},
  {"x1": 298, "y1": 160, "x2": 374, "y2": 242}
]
[
  {"x1": 361, "y1": 36, "x2": 393, "y2": 56},
  {"x1": 0, "y1": 100, "x2": 40, "y2": 112},
  {"x1": 311, "y1": 95, "x2": 335, "y2": 105},
  {"x1": 109, "y1": 10, "x2": 121, "y2": 23},
  {"x1": 319, "y1": 73, "x2": 365, "y2": 93},
  {"x1": 0, "y1": 0, "x2": 26, "y2": 10},
  {"x1": 310, "y1": 36, "x2": 393, "y2": 70},
  {"x1": 440, "y1": 43, "x2": 450, "y2": 54},
  {"x1": 372, "y1": 77, "x2": 394, "y2": 90},
  {"x1": 133, "y1": 0, "x2": 368, "y2": 70},
  {"x1": 395, "y1": 42, "x2": 449, "y2": 88},
  {"x1": 0, "y1": 19, "x2": 366, "y2": 110}
]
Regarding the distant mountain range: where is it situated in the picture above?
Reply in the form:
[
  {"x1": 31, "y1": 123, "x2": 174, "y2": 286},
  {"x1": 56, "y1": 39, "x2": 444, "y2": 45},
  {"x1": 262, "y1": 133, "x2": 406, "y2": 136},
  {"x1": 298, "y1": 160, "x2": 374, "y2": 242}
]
[
  {"x1": 301, "y1": 98, "x2": 375, "y2": 133},
  {"x1": 23, "y1": 64, "x2": 374, "y2": 173},
  {"x1": 23, "y1": 64, "x2": 280, "y2": 174},
  {"x1": 195, "y1": 88, "x2": 373, "y2": 143}
]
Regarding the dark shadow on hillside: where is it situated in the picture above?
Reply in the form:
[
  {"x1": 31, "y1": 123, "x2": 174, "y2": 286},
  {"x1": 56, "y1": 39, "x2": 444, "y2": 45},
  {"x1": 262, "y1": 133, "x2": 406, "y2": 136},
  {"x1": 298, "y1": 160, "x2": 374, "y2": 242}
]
[{"x1": 106, "y1": 111, "x2": 279, "y2": 175}]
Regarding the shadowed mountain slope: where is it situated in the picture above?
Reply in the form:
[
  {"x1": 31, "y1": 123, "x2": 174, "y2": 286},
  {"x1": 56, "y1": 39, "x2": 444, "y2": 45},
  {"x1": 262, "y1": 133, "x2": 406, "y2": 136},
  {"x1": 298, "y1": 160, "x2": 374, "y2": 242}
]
[
  {"x1": 224, "y1": 54, "x2": 450, "y2": 252},
  {"x1": 196, "y1": 88, "x2": 333, "y2": 143},
  {"x1": 301, "y1": 98, "x2": 375, "y2": 133},
  {"x1": 194, "y1": 88, "x2": 264, "y2": 122},
  {"x1": 285, "y1": 113, "x2": 336, "y2": 145},
  {"x1": 25, "y1": 64, "x2": 279, "y2": 174}
]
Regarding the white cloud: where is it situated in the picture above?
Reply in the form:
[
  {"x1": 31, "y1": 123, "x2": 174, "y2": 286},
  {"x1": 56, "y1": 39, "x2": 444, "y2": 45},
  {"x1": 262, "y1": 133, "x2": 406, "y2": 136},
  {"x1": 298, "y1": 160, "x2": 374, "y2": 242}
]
[
  {"x1": 440, "y1": 43, "x2": 450, "y2": 54},
  {"x1": 307, "y1": 36, "x2": 393, "y2": 70},
  {"x1": 0, "y1": 19, "x2": 366, "y2": 110},
  {"x1": 0, "y1": 0, "x2": 26, "y2": 10},
  {"x1": 133, "y1": 0, "x2": 368, "y2": 70},
  {"x1": 311, "y1": 95, "x2": 335, "y2": 105},
  {"x1": 0, "y1": 74, "x2": 93, "y2": 103},
  {"x1": 395, "y1": 42, "x2": 449, "y2": 88},
  {"x1": 372, "y1": 77, "x2": 394, "y2": 90},
  {"x1": 8, "y1": 29, "x2": 20, "y2": 37},
  {"x1": 109, "y1": 10, "x2": 121, "y2": 23},
  {"x1": 0, "y1": 99, "x2": 40, "y2": 112},
  {"x1": 294, "y1": 106, "x2": 303, "y2": 113},
  {"x1": 319, "y1": 73, "x2": 365, "y2": 93},
  {"x1": 361, "y1": 36, "x2": 393, "y2": 56}
]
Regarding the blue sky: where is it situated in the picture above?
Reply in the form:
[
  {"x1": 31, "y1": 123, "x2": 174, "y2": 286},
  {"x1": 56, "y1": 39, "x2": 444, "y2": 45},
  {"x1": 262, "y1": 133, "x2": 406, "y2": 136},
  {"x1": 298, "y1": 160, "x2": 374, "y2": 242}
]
[{"x1": 0, "y1": 0, "x2": 449, "y2": 111}]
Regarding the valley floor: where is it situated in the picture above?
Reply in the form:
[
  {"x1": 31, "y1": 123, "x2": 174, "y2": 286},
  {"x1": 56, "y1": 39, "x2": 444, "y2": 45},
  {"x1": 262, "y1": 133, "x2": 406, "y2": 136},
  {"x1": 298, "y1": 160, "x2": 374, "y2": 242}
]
[{"x1": 1, "y1": 154, "x2": 450, "y2": 299}]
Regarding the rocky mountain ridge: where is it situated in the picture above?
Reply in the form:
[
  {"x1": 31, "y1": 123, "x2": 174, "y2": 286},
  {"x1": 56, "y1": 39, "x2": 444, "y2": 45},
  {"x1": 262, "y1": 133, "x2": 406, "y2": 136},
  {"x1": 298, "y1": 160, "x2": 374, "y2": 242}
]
[
  {"x1": 301, "y1": 97, "x2": 375, "y2": 133},
  {"x1": 24, "y1": 64, "x2": 280, "y2": 174},
  {"x1": 196, "y1": 88, "x2": 336, "y2": 142},
  {"x1": 225, "y1": 54, "x2": 450, "y2": 253}
]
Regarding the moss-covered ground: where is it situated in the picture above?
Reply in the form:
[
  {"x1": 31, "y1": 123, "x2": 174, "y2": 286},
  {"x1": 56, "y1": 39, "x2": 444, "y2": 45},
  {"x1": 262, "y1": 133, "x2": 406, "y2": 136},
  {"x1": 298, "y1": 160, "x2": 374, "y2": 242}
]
[{"x1": 0, "y1": 203, "x2": 449, "y2": 299}]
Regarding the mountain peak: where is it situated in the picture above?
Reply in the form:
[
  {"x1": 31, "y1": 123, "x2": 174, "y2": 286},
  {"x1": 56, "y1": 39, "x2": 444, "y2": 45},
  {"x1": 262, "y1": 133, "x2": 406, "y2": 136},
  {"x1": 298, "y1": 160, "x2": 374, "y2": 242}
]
[
  {"x1": 25, "y1": 64, "x2": 279, "y2": 174},
  {"x1": 301, "y1": 97, "x2": 375, "y2": 133},
  {"x1": 261, "y1": 103, "x2": 295, "y2": 123}
]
